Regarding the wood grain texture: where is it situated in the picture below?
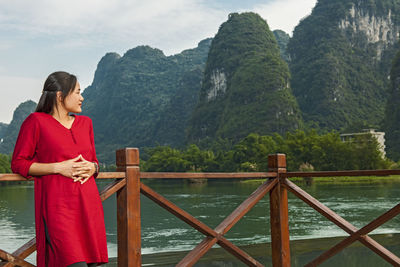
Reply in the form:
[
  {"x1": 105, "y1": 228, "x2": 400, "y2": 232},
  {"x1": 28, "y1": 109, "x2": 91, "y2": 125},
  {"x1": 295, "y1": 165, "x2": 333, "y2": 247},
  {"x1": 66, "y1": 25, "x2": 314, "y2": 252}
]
[
  {"x1": 142, "y1": 180, "x2": 270, "y2": 266},
  {"x1": 116, "y1": 148, "x2": 139, "y2": 167},
  {"x1": 268, "y1": 154, "x2": 290, "y2": 267},
  {"x1": 284, "y1": 179, "x2": 400, "y2": 266},
  {"x1": 2, "y1": 148, "x2": 400, "y2": 267},
  {"x1": 0, "y1": 248, "x2": 35, "y2": 267},
  {"x1": 0, "y1": 172, "x2": 125, "y2": 181},
  {"x1": 214, "y1": 179, "x2": 278, "y2": 235},
  {"x1": 176, "y1": 237, "x2": 218, "y2": 267},
  {"x1": 116, "y1": 148, "x2": 141, "y2": 267},
  {"x1": 140, "y1": 183, "x2": 217, "y2": 237},
  {"x1": 305, "y1": 203, "x2": 400, "y2": 266},
  {"x1": 100, "y1": 178, "x2": 126, "y2": 201},
  {"x1": 0, "y1": 174, "x2": 28, "y2": 181},
  {"x1": 97, "y1": 172, "x2": 126, "y2": 179},
  {"x1": 217, "y1": 236, "x2": 264, "y2": 267}
]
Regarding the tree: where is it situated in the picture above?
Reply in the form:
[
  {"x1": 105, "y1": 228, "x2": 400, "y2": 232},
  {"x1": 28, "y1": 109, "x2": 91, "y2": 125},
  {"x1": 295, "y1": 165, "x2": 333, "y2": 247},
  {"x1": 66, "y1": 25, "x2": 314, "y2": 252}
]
[
  {"x1": 0, "y1": 153, "x2": 11, "y2": 173},
  {"x1": 142, "y1": 147, "x2": 190, "y2": 172}
]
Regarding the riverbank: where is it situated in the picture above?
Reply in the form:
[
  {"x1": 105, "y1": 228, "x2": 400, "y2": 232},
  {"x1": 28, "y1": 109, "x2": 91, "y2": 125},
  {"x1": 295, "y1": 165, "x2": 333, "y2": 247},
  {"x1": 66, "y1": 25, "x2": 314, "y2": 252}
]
[
  {"x1": 241, "y1": 175, "x2": 400, "y2": 185},
  {"x1": 3, "y1": 174, "x2": 400, "y2": 186}
]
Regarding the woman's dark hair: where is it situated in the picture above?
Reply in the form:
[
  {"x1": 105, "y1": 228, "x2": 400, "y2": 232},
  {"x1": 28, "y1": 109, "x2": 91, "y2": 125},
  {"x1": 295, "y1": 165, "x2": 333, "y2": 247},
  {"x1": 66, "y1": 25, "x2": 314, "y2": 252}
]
[{"x1": 35, "y1": 71, "x2": 77, "y2": 114}]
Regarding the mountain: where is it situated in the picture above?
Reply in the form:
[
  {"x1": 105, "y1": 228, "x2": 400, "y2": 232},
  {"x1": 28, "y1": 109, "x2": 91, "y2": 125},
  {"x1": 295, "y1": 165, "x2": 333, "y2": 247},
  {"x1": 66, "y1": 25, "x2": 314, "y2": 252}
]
[
  {"x1": 0, "y1": 123, "x2": 8, "y2": 140},
  {"x1": 186, "y1": 12, "x2": 303, "y2": 145},
  {"x1": 152, "y1": 67, "x2": 204, "y2": 147},
  {"x1": 273, "y1": 30, "x2": 290, "y2": 62},
  {"x1": 0, "y1": 100, "x2": 37, "y2": 155},
  {"x1": 383, "y1": 48, "x2": 400, "y2": 161},
  {"x1": 288, "y1": 0, "x2": 400, "y2": 130},
  {"x1": 82, "y1": 39, "x2": 212, "y2": 162}
]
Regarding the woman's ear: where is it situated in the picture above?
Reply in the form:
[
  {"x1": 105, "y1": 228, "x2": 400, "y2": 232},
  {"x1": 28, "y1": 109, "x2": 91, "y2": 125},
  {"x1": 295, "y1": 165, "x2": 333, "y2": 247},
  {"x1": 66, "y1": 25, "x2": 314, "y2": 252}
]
[{"x1": 56, "y1": 91, "x2": 63, "y2": 103}]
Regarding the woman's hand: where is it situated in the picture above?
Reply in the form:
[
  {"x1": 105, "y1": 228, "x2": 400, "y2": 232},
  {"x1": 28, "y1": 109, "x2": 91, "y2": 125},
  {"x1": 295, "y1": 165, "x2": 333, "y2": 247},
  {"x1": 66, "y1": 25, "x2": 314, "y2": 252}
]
[
  {"x1": 70, "y1": 155, "x2": 96, "y2": 184},
  {"x1": 29, "y1": 155, "x2": 96, "y2": 184},
  {"x1": 54, "y1": 155, "x2": 84, "y2": 180}
]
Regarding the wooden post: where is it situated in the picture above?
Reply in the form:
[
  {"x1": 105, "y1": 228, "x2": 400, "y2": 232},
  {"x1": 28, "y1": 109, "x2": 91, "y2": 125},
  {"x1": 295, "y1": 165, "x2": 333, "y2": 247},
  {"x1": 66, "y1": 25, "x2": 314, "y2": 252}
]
[
  {"x1": 116, "y1": 148, "x2": 141, "y2": 267},
  {"x1": 269, "y1": 154, "x2": 290, "y2": 267}
]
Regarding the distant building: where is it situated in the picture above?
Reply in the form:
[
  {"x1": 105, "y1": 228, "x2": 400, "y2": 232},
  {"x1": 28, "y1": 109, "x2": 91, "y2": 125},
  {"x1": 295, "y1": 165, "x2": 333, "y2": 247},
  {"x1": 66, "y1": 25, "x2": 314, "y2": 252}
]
[{"x1": 340, "y1": 129, "x2": 385, "y2": 157}]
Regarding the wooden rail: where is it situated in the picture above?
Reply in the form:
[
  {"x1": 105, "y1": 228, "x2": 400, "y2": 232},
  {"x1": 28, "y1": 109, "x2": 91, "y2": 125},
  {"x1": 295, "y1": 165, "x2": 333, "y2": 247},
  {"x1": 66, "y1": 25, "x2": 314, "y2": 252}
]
[{"x1": 1, "y1": 148, "x2": 400, "y2": 266}]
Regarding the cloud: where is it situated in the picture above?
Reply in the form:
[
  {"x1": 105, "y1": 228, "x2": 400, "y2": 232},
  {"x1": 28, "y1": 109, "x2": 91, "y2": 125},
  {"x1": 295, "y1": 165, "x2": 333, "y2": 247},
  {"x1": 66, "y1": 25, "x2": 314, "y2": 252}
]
[
  {"x1": 0, "y1": 0, "x2": 318, "y2": 123},
  {"x1": 0, "y1": 42, "x2": 13, "y2": 51},
  {"x1": 0, "y1": 0, "x2": 317, "y2": 55},
  {"x1": 0, "y1": 0, "x2": 227, "y2": 54},
  {"x1": 253, "y1": 0, "x2": 317, "y2": 35},
  {"x1": 0, "y1": 75, "x2": 42, "y2": 123}
]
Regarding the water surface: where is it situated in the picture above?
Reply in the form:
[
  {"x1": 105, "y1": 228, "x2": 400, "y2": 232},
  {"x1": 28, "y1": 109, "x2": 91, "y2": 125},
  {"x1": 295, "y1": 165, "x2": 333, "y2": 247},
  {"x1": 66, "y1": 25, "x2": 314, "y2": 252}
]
[{"x1": 1, "y1": 179, "x2": 399, "y2": 265}]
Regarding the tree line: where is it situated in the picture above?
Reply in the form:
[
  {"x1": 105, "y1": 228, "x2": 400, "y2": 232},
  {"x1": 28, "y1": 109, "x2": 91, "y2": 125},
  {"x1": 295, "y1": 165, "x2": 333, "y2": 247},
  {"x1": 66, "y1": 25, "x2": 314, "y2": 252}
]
[
  {"x1": 0, "y1": 130, "x2": 391, "y2": 174},
  {"x1": 141, "y1": 130, "x2": 390, "y2": 172}
]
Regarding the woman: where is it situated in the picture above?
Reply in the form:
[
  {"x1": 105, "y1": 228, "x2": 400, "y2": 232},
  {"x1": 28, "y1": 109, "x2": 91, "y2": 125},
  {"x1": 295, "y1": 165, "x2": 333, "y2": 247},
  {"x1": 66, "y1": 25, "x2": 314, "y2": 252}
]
[{"x1": 11, "y1": 71, "x2": 108, "y2": 267}]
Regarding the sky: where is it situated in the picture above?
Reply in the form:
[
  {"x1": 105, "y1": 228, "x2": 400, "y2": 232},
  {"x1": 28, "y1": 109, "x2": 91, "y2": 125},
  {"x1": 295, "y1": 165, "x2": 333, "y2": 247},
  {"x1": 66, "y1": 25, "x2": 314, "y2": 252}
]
[{"x1": 0, "y1": 0, "x2": 317, "y2": 123}]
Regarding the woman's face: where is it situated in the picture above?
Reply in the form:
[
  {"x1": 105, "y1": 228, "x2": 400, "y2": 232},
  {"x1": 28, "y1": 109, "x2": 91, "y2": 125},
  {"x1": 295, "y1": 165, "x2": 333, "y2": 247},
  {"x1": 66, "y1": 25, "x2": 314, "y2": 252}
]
[{"x1": 63, "y1": 82, "x2": 84, "y2": 113}]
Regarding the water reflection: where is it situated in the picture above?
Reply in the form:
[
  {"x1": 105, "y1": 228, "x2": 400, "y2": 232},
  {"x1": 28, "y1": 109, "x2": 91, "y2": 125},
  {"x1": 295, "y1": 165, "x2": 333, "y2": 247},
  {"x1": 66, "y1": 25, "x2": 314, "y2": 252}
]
[{"x1": 1, "y1": 179, "x2": 400, "y2": 265}]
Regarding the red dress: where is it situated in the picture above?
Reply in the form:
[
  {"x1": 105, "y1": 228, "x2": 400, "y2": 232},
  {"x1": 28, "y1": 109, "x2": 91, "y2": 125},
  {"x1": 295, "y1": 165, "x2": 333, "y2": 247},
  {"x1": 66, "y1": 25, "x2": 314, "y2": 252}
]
[{"x1": 11, "y1": 112, "x2": 108, "y2": 267}]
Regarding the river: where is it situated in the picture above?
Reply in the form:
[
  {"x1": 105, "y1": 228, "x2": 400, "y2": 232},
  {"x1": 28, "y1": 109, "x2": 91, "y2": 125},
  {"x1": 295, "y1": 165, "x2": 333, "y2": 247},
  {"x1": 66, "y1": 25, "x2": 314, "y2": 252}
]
[{"x1": 1, "y1": 178, "x2": 399, "y2": 266}]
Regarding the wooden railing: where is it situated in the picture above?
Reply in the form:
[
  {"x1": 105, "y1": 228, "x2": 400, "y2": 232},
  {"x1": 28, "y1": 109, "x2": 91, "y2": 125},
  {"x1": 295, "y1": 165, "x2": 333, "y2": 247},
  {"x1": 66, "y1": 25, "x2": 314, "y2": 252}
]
[{"x1": 1, "y1": 148, "x2": 400, "y2": 266}]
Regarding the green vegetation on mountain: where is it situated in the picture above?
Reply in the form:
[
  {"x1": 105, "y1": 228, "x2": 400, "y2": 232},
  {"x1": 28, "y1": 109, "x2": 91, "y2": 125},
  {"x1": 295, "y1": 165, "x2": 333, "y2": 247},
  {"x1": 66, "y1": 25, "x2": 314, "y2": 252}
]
[
  {"x1": 82, "y1": 39, "x2": 211, "y2": 162},
  {"x1": 0, "y1": 153, "x2": 11, "y2": 173},
  {"x1": 383, "y1": 48, "x2": 400, "y2": 161},
  {"x1": 0, "y1": 123, "x2": 8, "y2": 139},
  {"x1": 4, "y1": 1, "x2": 400, "y2": 166},
  {"x1": 143, "y1": 130, "x2": 389, "y2": 172},
  {"x1": 288, "y1": 0, "x2": 400, "y2": 131},
  {"x1": 0, "y1": 100, "x2": 36, "y2": 155},
  {"x1": 186, "y1": 12, "x2": 302, "y2": 145},
  {"x1": 273, "y1": 30, "x2": 290, "y2": 62},
  {"x1": 152, "y1": 67, "x2": 204, "y2": 147}
]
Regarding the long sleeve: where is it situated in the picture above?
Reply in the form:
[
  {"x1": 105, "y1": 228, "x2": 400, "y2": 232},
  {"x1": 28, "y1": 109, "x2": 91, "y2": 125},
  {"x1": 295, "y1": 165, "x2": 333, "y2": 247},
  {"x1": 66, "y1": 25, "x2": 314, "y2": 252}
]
[
  {"x1": 89, "y1": 118, "x2": 99, "y2": 179},
  {"x1": 11, "y1": 114, "x2": 39, "y2": 178}
]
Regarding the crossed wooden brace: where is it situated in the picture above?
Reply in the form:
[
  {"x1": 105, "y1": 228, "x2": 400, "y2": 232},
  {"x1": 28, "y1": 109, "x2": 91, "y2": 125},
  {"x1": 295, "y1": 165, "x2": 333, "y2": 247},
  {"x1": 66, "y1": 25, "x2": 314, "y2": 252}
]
[
  {"x1": 141, "y1": 179, "x2": 279, "y2": 267},
  {"x1": 283, "y1": 179, "x2": 400, "y2": 267},
  {"x1": 0, "y1": 179, "x2": 126, "y2": 267},
  {"x1": 3, "y1": 177, "x2": 400, "y2": 267},
  {"x1": 0, "y1": 239, "x2": 36, "y2": 267}
]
